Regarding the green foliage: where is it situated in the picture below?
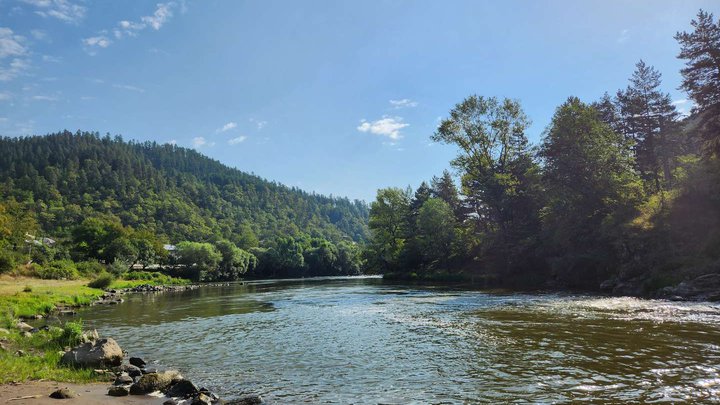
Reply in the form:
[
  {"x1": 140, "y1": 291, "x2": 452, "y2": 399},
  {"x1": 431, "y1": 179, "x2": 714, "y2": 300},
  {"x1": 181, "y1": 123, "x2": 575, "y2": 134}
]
[
  {"x1": 57, "y1": 320, "x2": 84, "y2": 348},
  {"x1": 33, "y1": 260, "x2": 79, "y2": 280},
  {"x1": 175, "y1": 241, "x2": 222, "y2": 281},
  {"x1": 75, "y1": 260, "x2": 105, "y2": 277},
  {"x1": 0, "y1": 250, "x2": 15, "y2": 274},
  {"x1": 87, "y1": 272, "x2": 115, "y2": 289}
]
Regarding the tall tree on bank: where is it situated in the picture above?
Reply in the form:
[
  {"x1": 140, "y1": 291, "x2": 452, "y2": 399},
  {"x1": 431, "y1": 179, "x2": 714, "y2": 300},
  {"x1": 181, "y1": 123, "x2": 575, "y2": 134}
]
[
  {"x1": 430, "y1": 170, "x2": 463, "y2": 220},
  {"x1": 365, "y1": 187, "x2": 411, "y2": 272},
  {"x1": 616, "y1": 60, "x2": 680, "y2": 191},
  {"x1": 432, "y1": 96, "x2": 543, "y2": 273},
  {"x1": 540, "y1": 97, "x2": 643, "y2": 287},
  {"x1": 675, "y1": 9, "x2": 720, "y2": 157}
]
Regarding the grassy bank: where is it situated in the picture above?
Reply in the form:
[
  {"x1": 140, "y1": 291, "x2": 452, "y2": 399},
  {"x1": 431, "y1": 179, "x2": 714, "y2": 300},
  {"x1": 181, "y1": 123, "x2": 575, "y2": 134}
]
[{"x1": 0, "y1": 273, "x2": 188, "y2": 384}]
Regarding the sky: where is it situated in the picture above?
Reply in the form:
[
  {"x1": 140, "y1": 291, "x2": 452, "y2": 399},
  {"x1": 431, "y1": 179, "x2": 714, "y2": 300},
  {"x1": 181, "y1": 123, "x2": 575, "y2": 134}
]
[{"x1": 0, "y1": 0, "x2": 717, "y2": 202}]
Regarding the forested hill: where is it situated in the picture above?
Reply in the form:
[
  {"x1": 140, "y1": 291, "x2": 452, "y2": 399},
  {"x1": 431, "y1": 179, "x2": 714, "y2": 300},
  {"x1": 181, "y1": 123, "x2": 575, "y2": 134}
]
[{"x1": 0, "y1": 131, "x2": 369, "y2": 245}]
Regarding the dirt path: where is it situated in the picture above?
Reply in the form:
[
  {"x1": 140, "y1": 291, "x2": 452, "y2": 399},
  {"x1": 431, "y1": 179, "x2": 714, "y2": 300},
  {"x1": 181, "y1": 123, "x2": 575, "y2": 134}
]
[{"x1": 0, "y1": 381, "x2": 166, "y2": 404}]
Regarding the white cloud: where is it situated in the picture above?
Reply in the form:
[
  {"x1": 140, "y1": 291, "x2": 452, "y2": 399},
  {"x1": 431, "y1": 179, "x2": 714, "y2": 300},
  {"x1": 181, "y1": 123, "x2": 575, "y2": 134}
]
[
  {"x1": 0, "y1": 58, "x2": 30, "y2": 81},
  {"x1": 0, "y1": 92, "x2": 11, "y2": 101},
  {"x1": 168, "y1": 139, "x2": 177, "y2": 145},
  {"x1": 250, "y1": 118, "x2": 267, "y2": 130},
  {"x1": 617, "y1": 29, "x2": 629, "y2": 44},
  {"x1": 21, "y1": 0, "x2": 86, "y2": 24},
  {"x1": 192, "y1": 137, "x2": 207, "y2": 148},
  {"x1": 672, "y1": 99, "x2": 688, "y2": 105},
  {"x1": 389, "y1": 98, "x2": 418, "y2": 109},
  {"x1": 86, "y1": 2, "x2": 177, "y2": 52},
  {"x1": 0, "y1": 28, "x2": 27, "y2": 59},
  {"x1": 112, "y1": 84, "x2": 145, "y2": 93},
  {"x1": 357, "y1": 116, "x2": 409, "y2": 140},
  {"x1": 217, "y1": 122, "x2": 237, "y2": 133},
  {"x1": 142, "y1": 2, "x2": 175, "y2": 30},
  {"x1": 32, "y1": 95, "x2": 57, "y2": 101},
  {"x1": 83, "y1": 36, "x2": 112, "y2": 50},
  {"x1": 228, "y1": 136, "x2": 247, "y2": 145},
  {"x1": 30, "y1": 29, "x2": 47, "y2": 40}
]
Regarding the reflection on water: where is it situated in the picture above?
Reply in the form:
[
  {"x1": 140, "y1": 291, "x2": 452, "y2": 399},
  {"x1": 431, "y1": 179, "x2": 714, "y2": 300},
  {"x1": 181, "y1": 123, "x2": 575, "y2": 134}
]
[{"x1": 78, "y1": 277, "x2": 720, "y2": 404}]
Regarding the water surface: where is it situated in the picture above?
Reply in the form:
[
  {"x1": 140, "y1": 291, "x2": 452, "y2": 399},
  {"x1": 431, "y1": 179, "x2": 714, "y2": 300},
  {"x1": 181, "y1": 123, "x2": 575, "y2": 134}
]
[{"x1": 79, "y1": 277, "x2": 720, "y2": 403}]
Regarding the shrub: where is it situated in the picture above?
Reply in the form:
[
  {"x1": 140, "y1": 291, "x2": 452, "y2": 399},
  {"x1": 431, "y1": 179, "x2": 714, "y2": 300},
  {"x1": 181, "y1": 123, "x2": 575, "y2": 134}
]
[
  {"x1": 22, "y1": 285, "x2": 32, "y2": 293},
  {"x1": 76, "y1": 261, "x2": 105, "y2": 277},
  {"x1": 34, "y1": 260, "x2": 79, "y2": 280},
  {"x1": 56, "y1": 320, "x2": 84, "y2": 348},
  {"x1": 87, "y1": 272, "x2": 114, "y2": 289},
  {"x1": 108, "y1": 259, "x2": 129, "y2": 277},
  {"x1": 0, "y1": 250, "x2": 16, "y2": 274}
]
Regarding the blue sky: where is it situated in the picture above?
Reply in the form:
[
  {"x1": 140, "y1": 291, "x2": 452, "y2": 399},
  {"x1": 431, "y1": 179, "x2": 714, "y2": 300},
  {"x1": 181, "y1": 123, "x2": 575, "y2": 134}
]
[{"x1": 0, "y1": 1, "x2": 717, "y2": 202}]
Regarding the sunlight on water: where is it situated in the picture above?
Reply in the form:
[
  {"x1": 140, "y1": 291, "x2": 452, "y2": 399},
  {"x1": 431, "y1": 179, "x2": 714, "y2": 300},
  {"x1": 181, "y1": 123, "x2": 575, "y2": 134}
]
[{"x1": 78, "y1": 278, "x2": 720, "y2": 404}]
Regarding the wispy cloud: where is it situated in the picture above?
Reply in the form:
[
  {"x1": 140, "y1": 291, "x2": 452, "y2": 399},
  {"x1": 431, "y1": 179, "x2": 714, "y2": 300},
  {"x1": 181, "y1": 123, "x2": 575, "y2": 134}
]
[
  {"x1": 0, "y1": 92, "x2": 11, "y2": 101},
  {"x1": 192, "y1": 137, "x2": 207, "y2": 148},
  {"x1": 30, "y1": 29, "x2": 47, "y2": 41},
  {"x1": 32, "y1": 95, "x2": 58, "y2": 101},
  {"x1": 167, "y1": 139, "x2": 177, "y2": 145},
  {"x1": 217, "y1": 122, "x2": 237, "y2": 133},
  {"x1": 672, "y1": 99, "x2": 688, "y2": 105},
  {"x1": 0, "y1": 28, "x2": 27, "y2": 59},
  {"x1": 112, "y1": 84, "x2": 145, "y2": 93},
  {"x1": 85, "y1": 2, "x2": 178, "y2": 52},
  {"x1": 0, "y1": 28, "x2": 30, "y2": 81},
  {"x1": 21, "y1": 0, "x2": 86, "y2": 24},
  {"x1": 82, "y1": 35, "x2": 111, "y2": 53},
  {"x1": 42, "y1": 55, "x2": 62, "y2": 63},
  {"x1": 389, "y1": 98, "x2": 418, "y2": 109},
  {"x1": 228, "y1": 135, "x2": 247, "y2": 145},
  {"x1": 357, "y1": 116, "x2": 409, "y2": 140},
  {"x1": 617, "y1": 29, "x2": 629, "y2": 44},
  {"x1": 249, "y1": 118, "x2": 267, "y2": 130}
]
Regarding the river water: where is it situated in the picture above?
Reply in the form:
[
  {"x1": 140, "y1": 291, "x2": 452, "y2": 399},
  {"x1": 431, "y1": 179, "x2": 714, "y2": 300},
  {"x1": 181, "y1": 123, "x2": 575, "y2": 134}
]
[{"x1": 78, "y1": 277, "x2": 720, "y2": 404}]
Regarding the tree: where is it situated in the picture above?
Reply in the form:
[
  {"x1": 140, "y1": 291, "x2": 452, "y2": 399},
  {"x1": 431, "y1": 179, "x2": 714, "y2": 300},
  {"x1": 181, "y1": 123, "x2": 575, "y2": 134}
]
[
  {"x1": 432, "y1": 96, "x2": 543, "y2": 273},
  {"x1": 215, "y1": 240, "x2": 256, "y2": 281},
  {"x1": 540, "y1": 97, "x2": 643, "y2": 285},
  {"x1": 175, "y1": 241, "x2": 222, "y2": 281},
  {"x1": 430, "y1": 170, "x2": 463, "y2": 220},
  {"x1": 675, "y1": 9, "x2": 720, "y2": 156},
  {"x1": 416, "y1": 198, "x2": 456, "y2": 268},
  {"x1": 615, "y1": 60, "x2": 680, "y2": 191},
  {"x1": 365, "y1": 187, "x2": 411, "y2": 272}
]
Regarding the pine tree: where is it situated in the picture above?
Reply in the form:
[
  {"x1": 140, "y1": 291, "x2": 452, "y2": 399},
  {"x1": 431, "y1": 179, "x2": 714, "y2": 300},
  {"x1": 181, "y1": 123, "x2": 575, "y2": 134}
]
[{"x1": 675, "y1": 9, "x2": 720, "y2": 156}]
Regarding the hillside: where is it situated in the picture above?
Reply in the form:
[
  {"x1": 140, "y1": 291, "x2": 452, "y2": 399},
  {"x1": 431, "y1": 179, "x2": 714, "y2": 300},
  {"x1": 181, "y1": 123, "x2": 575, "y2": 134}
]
[{"x1": 0, "y1": 131, "x2": 369, "y2": 247}]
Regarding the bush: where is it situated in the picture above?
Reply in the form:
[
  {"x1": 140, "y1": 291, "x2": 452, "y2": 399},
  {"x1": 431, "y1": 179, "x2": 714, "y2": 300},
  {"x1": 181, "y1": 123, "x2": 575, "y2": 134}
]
[
  {"x1": 34, "y1": 260, "x2": 79, "y2": 280},
  {"x1": 87, "y1": 272, "x2": 114, "y2": 289},
  {"x1": 22, "y1": 285, "x2": 32, "y2": 293},
  {"x1": 76, "y1": 261, "x2": 105, "y2": 277},
  {"x1": 108, "y1": 259, "x2": 129, "y2": 277},
  {"x1": 0, "y1": 250, "x2": 16, "y2": 274},
  {"x1": 56, "y1": 320, "x2": 84, "y2": 348}
]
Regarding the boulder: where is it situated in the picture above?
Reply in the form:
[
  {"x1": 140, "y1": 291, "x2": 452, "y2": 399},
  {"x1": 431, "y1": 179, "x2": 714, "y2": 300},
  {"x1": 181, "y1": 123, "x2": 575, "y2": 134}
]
[
  {"x1": 119, "y1": 363, "x2": 143, "y2": 377},
  {"x1": 166, "y1": 379, "x2": 199, "y2": 398},
  {"x1": 225, "y1": 396, "x2": 264, "y2": 405},
  {"x1": 661, "y1": 273, "x2": 720, "y2": 301},
  {"x1": 191, "y1": 393, "x2": 213, "y2": 405},
  {"x1": 114, "y1": 373, "x2": 134, "y2": 385},
  {"x1": 163, "y1": 400, "x2": 179, "y2": 405},
  {"x1": 16, "y1": 322, "x2": 33, "y2": 332},
  {"x1": 49, "y1": 388, "x2": 77, "y2": 399},
  {"x1": 129, "y1": 371, "x2": 182, "y2": 395},
  {"x1": 108, "y1": 386, "x2": 130, "y2": 397},
  {"x1": 129, "y1": 356, "x2": 147, "y2": 368},
  {"x1": 60, "y1": 338, "x2": 123, "y2": 368}
]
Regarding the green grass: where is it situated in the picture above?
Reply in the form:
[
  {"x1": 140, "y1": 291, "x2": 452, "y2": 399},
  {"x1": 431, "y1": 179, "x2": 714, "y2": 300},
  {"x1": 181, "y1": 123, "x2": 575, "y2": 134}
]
[{"x1": 0, "y1": 273, "x2": 189, "y2": 383}]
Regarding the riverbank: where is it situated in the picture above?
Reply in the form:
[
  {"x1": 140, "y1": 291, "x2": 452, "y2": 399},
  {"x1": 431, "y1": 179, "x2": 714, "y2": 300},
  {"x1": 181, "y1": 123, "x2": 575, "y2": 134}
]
[{"x1": 0, "y1": 381, "x2": 165, "y2": 404}]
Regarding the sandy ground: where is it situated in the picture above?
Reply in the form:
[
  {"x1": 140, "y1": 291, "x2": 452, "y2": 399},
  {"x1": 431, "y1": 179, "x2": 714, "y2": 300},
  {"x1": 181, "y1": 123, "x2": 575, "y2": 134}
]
[{"x1": 0, "y1": 381, "x2": 167, "y2": 404}]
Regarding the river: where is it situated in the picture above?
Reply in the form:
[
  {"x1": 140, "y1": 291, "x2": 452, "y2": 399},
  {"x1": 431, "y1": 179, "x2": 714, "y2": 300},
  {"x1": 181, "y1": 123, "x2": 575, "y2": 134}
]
[{"x1": 78, "y1": 276, "x2": 720, "y2": 404}]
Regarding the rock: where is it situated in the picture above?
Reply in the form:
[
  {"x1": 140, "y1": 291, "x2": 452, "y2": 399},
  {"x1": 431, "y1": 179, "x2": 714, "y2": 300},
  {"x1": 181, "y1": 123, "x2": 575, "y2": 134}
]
[
  {"x1": 16, "y1": 322, "x2": 33, "y2": 332},
  {"x1": 22, "y1": 331, "x2": 32, "y2": 338},
  {"x1": 114, "y1": 373, "x2": 134, "y2": 385},
  {"x1": 191, "y1": 393, "x2": 213, "y2": 405},
  {"x1": 163, "y1": 400, "x2": 179, "y2": 405},
  {"x1": 49, "y1": 388, "x2": 77, "y2": 399},
  {"x1": 15, "y1": 350, "x2": 25, "y2": 356},
  {"x1": 33, "y1": 314, "x2": 43, "y2": 319},
  {"x1": 0, "y1": 328, "x2": 10, "y2": 334},
  {"x1": 129, "y1": 371, "x2": 182, "y2": 395},
  {"x1": 119, "y1": 363, "x2": 143, "y2": 377},
  {"x1": 60, "y1": 338, "x2": 123, "y2": 368},
  {"x1": 225, "y1": 395, "x2": 264, "y2": 405},
  {"x1": 108, "y1": 386, "x2": 130, "y2": 396},
  {"x1": 129, "y1": 356, "x2": 147, "y2": 368},
  {"x1": 661, "y1": 273, "x2": 720, "y2": 301},
  {"x1": 142, "y1": 367, "x2": 158, "y2": 374},
  {"x1": 166, "y1": 379, "x2": 198, "y2": 398},
  {"x1": 81, "y1": 329, "x2": 99, "y2": 343}
]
